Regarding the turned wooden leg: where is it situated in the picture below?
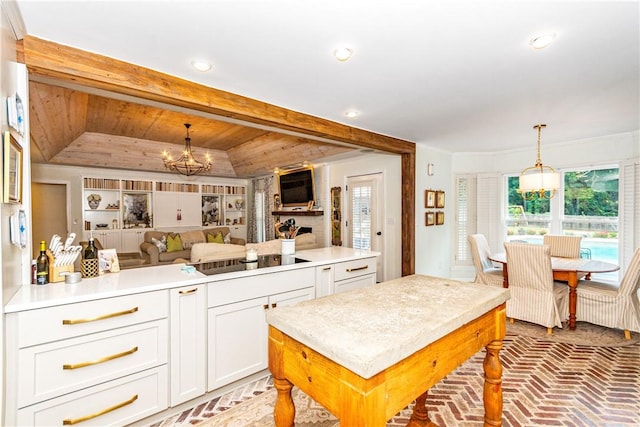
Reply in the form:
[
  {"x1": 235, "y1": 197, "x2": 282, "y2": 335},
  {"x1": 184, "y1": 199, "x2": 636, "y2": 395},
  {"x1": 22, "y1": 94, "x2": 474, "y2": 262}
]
[
  {"x1": 273, "y1": 377, "x2": 295, "y2": 427},
  {"x1": 407, "y1": 391, "x2": 439, "y2": 427},
  {"x1": 568, "y1": 272, "x2": 578, "y2": 330},
  {"x1": 483, "y1": 339, "x2": 503, "y2": 427}
]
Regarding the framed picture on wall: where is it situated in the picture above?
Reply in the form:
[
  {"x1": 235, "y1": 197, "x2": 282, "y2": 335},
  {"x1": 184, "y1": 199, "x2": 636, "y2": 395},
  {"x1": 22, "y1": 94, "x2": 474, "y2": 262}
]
[
  {"x1": 425, "y1": 189, "x2": 435, "y2": 208},
  {"x1": 436, "y1": 211, "x2": 445, "y2": 225},
  {"x1": 3, "y1": 131, "x2": 22, "y2": 204},
  {"x1": 426, "y1": 212, "x2": 435, "y2": 226},
  {"x1": 436, "y1": 190, "x2": 445, "y2": 208}
]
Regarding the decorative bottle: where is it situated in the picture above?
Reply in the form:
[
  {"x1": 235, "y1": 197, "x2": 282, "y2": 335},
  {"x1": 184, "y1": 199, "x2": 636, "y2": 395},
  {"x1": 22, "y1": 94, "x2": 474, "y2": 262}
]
[
  {"x1": 84, "y1": 236, "x2": 97, "y2": 260},
  {"x1": 35, "y1": 240, "x2": 49, "y2": 285}
]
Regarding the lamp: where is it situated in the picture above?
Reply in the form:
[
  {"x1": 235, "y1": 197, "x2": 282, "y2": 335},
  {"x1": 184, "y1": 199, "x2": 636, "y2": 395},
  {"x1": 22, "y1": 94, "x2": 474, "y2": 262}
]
[
  {"x1": 162, "y1": 123, "x2": 211, "y2": 176},
  {"x1": 518, "y1": 124, "x2": 559, "y2": 200}
]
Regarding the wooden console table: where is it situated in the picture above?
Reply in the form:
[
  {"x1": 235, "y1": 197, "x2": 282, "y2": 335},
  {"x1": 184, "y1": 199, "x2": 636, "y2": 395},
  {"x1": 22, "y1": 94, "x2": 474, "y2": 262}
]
[{"x1": 267, "y1": 274, "x2": 509, "y2": 426}]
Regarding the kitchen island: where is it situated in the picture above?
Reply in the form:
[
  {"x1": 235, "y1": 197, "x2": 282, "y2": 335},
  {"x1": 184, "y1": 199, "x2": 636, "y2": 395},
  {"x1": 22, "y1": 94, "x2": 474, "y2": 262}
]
[
  {"x1": 267, "y1": 274, "x2": 509, "y2": 426},
  {"x1": 4, "y1": 247, "x2": 378, "y2": 426}
]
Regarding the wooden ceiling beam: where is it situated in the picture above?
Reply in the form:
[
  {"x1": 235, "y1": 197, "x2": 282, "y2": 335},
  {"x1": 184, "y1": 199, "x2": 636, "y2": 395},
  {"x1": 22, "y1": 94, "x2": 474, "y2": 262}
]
[{"x1": 19, "y1": 36, "x2": 415, "y2": 156}]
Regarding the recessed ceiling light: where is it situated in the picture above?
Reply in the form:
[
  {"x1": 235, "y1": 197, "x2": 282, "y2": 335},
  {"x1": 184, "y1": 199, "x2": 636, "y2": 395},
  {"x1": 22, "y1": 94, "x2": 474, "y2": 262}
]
[
  {"x1": 191, "y1": 59, "x2": 212, "y2": 72},
  {"x1": 529, "y1": 33, "x2": 556, "y2": 50},
  {"x1": 333, "y1": 47, "x2": 353, "y2": 62},
  {"x1": 345, "y1": 110, "x2": 359, "y2": 118}
]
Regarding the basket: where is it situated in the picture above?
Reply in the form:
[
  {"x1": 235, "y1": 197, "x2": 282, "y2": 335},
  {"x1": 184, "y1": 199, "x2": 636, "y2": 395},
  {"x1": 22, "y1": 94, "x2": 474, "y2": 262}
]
[{"x1": 81, "y1": 258, "x2": 99, "y2": 278}]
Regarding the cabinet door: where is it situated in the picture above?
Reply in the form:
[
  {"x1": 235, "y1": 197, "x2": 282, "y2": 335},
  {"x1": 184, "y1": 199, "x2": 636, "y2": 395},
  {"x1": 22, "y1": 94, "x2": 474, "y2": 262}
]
[
  {"x1": 170, "y1": 285, "x2": 206, "y2": 406},
  {"x1": 121, "y1": 230, "x2": 145, "y2": 253},
  {"x1": 207, "y1": 296, "x2": 268, "y2": 391},
  {"x1": 315, "y1": 265, "x2": 334, "y2": 298},
  {"x1": 154, "y1": 192, "x2": 201, "y2": 228},
  {"x1": 335, "y1": 273, "x2": 376, "y2": 294},
  {"x1": 87, "y1": 230, "x2": 122, "y2": 252}
]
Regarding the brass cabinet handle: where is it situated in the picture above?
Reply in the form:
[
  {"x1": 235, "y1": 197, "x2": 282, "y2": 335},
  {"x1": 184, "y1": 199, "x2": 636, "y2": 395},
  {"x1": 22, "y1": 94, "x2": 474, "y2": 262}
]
[
  {"x1": 62, "y1": 307, "x2": 139, "y2": 325},
  {"x1": 346, "y1": 265, "x2": 368, "y2": 272},
  {"x1": 263, "y1": 304, "x2": 269, "y2": 310},
  {"x1": 62, "y1": 394, "x2": 138, "y2": 425},
  {"x1": 322, "y1": 267, "x2": 331, "y2": 271},
  {"x1": 179, "y1": 288, "x2": 198, "y2": 295},
  {"x1": 271, "y1": 303, "x2": 277, "y2": 308},
  {"x1": 63, "y1": 346, "x2": 138, "y2": 370}
]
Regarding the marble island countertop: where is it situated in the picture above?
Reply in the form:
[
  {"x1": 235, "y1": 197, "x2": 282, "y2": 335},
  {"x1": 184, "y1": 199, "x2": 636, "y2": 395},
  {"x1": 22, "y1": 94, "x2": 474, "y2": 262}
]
[
  {"x1": 266, "y1": 274, "x2": 510, "y2": 379},
  {"x1": 5, "y1": 246, "x2": 379, "y2": 313}
]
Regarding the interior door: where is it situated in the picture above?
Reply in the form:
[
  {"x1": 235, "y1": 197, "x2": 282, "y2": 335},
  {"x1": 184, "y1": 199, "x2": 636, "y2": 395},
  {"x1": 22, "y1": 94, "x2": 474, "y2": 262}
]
[
  {"x1": 31, "y1": 182, "x2": 68, "y2": 259},
  {"x1": 346, "y1": 173, "x2": 383, "y2": 282}
]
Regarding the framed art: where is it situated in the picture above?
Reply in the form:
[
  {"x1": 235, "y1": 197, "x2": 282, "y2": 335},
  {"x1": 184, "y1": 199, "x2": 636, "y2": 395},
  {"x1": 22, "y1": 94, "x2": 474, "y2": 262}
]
[
  {"x1": 3, "y1": 131, "x2": 22, "y2": 204},
  {"x1": 436, "y1": 190, "x2": 445, "y2": 208},
  {"x1": 123, "y1": 193, "x2": 151, "y2": 227},
  {"x1": 426, "y1": 212, "x2": 435, "y2": 226},
  {"x1": 98, "y1": 248, "x2": 120, "y2": 273},
  {"x1": 425, "y1": 189, "x2": 435, "y2": 208},
  {"x1": 436, "y1": 211, "x2": 445, "y2": 225}
]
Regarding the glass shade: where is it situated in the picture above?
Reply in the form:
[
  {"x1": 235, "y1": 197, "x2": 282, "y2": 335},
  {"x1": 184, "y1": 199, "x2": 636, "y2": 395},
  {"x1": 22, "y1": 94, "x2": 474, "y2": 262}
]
[{"x1": 519, "y1": 170, "x2": 560, "y2": 192}]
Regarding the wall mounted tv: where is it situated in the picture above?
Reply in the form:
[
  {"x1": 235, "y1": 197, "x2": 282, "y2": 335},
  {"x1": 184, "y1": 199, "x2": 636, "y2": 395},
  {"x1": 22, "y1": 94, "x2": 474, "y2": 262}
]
[{"x1": 278, "y1": 167, "x2": 315, "y2": 207}]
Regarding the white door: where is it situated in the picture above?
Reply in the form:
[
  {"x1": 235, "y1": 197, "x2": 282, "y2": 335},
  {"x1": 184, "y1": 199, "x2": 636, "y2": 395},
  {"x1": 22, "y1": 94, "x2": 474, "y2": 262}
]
[{"x1": 346, "y1": 174, "x2": 383, "y2": 282}]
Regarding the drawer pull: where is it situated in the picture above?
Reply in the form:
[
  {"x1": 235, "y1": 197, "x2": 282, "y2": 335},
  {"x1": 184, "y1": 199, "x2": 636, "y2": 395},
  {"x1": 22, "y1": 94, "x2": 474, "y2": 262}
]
[
  {"x1": 322, "y1": 267, "x2": 332, "y2": 271},
  {"x1": 62, "y1": 394, "x2": 138, "y2": 425},
  {"x1": 179, "y1": 288, "x2": 198, "y2": 295},
  {"x1": 62, "y1": 306, "x2": 139, "y2": 325},
  {"x1": 63, "y1": 346, "x2": 139, "y2": 370},
  {"x1": 346, "y1": 265, "x2": 368, "y2": 272}
]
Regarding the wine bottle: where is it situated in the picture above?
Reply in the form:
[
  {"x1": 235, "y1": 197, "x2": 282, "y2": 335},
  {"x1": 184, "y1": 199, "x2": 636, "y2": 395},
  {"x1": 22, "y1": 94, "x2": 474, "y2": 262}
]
[
  {"x1": 36, "y1": 240, "x2": 49, "y2": 285},
  {"x1": 84, "y1": 236, "x2": 97, "y2": 260}
]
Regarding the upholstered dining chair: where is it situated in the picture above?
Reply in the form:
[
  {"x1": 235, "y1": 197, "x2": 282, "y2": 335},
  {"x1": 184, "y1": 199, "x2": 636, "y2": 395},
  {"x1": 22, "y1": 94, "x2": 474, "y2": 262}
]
[
  {"x1": 468, "y1": 234, "x2": 503, "y2": 287},
  {"x1": 543, "y1": 234, "x2": 582, "y2": 258},
  {"x1": 504, "y1": 242, "x2": 569, "y2": 334},
  {"x1": 576, "y1": 248, "x2": 640, "y2": 340}
]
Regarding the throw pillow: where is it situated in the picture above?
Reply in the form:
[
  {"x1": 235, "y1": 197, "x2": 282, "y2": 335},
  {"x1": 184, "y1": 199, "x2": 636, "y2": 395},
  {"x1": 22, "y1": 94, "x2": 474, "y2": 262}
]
[
  {"x1": 223, "y1": 232, "x2": 231, "y2": 244},
  {"x1": 207, "y1": 232, "x2": 224, "y2": 244},
  {"x1": 151, "y1": 236, "x2": 167, "y2": 253},
  {"x1": 166, "y1": 234, "x2": 184, "y2": 252}
]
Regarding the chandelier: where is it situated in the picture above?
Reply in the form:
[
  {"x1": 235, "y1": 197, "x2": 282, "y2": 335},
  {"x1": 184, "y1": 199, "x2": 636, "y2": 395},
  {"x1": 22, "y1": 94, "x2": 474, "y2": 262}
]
[
  {"x1": 162, "y1": 123, "x2": 211, "y2": 176},
  {"x1": 517, "y1": 124, "x2": 560, "y2": 200}
]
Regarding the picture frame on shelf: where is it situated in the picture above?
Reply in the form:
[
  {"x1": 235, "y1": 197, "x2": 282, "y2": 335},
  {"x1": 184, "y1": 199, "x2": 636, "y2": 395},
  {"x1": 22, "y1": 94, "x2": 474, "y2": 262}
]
[
  {"x1": 426, "y1": 212, "x2": 435, "y2": 226},
  {"x1": 425, "y1": 189, "x2": 435, "y2": 208},
  {"x1": 436, "y1": 211, "x2": 445, "y2": 225},
  {"x1": 3, "y1": 131, "x2": 22, "y2": 204},
  {"x1": 98, "y1": 248, "x2": 120, "y2": 274},
  {"x1": 123, "y1": 193, "x2": 151, "y2": 227},
  {"x1": 436, "y1": 190, "x2": 445, "y2": 208}
]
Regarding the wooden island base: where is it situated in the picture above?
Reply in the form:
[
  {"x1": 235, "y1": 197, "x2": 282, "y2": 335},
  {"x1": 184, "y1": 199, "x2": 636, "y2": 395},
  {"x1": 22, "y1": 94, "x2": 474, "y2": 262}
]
[{"x1": 268, "y1": 304, "x2": 505, "y2": 427}]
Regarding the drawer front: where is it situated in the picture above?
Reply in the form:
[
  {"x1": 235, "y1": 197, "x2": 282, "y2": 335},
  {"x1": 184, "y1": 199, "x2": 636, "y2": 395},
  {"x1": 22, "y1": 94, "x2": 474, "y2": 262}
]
[
  {"x1": 16, "y1": 366, "x2": 168, "y2": 426},
  {"x1": 208, "y1": 267, "x2": 315, "y2": 307},
  {"x1": 17, "y1": 290, "x2": 168, "y2": 347},
  {"x1": 335, "y1": 274, "x2": 377, "y2": 294},
  {"x1": 333, "y1": 257, "x2": 377, "y2": 282},
  {"x1": 18, "y1": 320, "x2": 168, "y2": 408}
]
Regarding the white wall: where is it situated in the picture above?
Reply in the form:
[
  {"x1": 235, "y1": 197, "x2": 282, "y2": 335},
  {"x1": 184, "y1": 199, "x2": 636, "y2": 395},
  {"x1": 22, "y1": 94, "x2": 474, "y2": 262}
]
[
  {"x1": 327, "y1": 153, "x2": 402, "y2": 281},
  {"x1": 415, "y1": 145, "x2": 453, "y2": 277}
]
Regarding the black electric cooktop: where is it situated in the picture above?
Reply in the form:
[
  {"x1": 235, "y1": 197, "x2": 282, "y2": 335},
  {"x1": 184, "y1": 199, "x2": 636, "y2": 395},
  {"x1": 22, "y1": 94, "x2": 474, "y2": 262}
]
[{"x1": 192, "y1": 254, "x2": 309, "y2": 276}]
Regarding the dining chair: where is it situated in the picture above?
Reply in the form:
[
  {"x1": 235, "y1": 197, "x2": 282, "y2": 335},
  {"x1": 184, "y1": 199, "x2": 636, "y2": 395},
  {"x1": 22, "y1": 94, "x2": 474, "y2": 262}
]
[
  {"x1": 576, "y1": 248, "x2": 640, "y2": 339},
  {"x1": 543, "y1": 235, "x2": 582, "y2": 258},
  {"x1": 467, "y1": 234, "x2": 503, "y2": 287},
  {"x1": 504, "y1": 242, "x2": 569, "y2": 334}
]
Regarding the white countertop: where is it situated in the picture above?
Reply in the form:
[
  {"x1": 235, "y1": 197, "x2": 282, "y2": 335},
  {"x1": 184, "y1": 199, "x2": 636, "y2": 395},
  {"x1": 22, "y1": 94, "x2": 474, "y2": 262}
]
[
  {"x1": 5, "y1": 247, "x2": 379, "y2": 313},
  {"x1": 266, "y1": 274, "x2": 510, "y2": 379}
]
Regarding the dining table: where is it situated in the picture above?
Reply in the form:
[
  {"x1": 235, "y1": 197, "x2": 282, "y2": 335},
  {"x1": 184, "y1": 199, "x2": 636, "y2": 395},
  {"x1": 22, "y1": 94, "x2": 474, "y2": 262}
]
[{"x1": 488, "y1": 252, "x2": 619, "y2": 330}]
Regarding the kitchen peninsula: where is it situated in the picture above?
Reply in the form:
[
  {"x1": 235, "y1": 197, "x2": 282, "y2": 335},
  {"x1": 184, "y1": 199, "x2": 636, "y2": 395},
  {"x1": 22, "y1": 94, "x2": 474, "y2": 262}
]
[{"x1": 4, "y1": 247, "x2": 378, "y2": 426}]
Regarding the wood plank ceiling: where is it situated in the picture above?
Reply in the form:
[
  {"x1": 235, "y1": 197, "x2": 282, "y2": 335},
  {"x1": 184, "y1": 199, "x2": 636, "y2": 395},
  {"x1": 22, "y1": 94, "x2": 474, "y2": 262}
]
[{"x1": 29, "y1": 80, "x2": 355, "y2": 177}]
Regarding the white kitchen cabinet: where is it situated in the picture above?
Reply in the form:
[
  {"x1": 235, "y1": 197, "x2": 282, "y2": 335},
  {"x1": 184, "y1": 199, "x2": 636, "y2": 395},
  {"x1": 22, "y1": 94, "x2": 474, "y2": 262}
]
[
  {"x1": 207, "y1": 268, "x2": 315, "y2": 390},
  {"x1": 84, "y1": 229, "x2": 122, "y2": 252},
  {"x1": 154, "y1": 191, "x2": 201, "y2": 228},
  {"x1": 4, "y1": 290, "x2": 169, "y2": 426},
  {"x1": 121, "y1": 229, "x2": 147, "y2": 253},
  {"x1": 170, "y1": 284, "x2": 206, "y2": 406},
  {"x1": 333, "y1": 257, "x2": 377, "y2": 294},
  {"x1": 315, "y1": 264, "x2": 335, "y2": 297}
]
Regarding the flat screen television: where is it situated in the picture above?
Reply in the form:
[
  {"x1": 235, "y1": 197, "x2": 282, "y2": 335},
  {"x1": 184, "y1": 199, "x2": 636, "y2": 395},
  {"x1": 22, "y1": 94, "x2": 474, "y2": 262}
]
[{"x1": 278, "y1": 167, "x2": 315, "y2": 207}]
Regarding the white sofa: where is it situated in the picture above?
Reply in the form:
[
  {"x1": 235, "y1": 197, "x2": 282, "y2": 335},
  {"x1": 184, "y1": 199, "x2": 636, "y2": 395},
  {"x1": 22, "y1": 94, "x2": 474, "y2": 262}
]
[{"x1": 190, "y1": 233, "x2": 320, "y2": 263}]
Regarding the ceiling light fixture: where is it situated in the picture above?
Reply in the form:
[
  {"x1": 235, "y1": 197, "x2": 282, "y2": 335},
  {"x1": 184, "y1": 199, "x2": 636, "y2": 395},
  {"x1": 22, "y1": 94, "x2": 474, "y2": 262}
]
[
  {"x1": 518, "y1": 124, "x2": 559, "y2": 200},
  {"x1": 345, "y1": 110, "x2": 359, "y2": 118},
  {"x1": 162, "y1": 123, "x2": 212, "y2": 176},
  {"x1": 529, "y1": 33, "x2": 556, "y2": 50},
  {"x1": 190, "y1": 59, "x2": 212, "y2": 72},
  {"x1": 333, "y1": 47, "x2": 353, "y2": 62}
]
